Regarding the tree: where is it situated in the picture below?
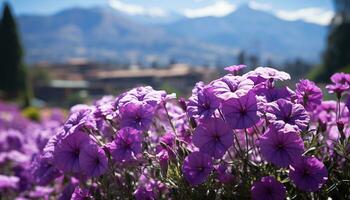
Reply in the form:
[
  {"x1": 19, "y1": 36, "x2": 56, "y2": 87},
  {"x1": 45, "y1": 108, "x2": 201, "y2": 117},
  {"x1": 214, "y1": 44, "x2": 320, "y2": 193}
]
[
  {"x1": 0, "y1": 2, "x2": 30, "y2": 105},
  {"x1": 312, "y1": 0, "x2": 350, "y2": 82}
]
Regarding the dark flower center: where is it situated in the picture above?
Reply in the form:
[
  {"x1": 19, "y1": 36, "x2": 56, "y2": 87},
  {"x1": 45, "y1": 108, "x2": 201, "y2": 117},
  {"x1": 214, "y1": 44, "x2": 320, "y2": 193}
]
[
  {"x1": 239, "y1": 108, "x2": 247, "y2": 116},
  {"x1": 74, "y1": 149, "x2": 80, "y2": 157},
  {"x1": 276, "y1": 143, "x2": 284, "y2": 150},
  {"x1": 302, "y1": 169, "x2": 310, "y2": 177},
  {"x1": 197, "y1": 166, "x2": 205, "y2": 172},
  {"x1": 213, "y1": 134, "x2": 220, "y2": 142}
]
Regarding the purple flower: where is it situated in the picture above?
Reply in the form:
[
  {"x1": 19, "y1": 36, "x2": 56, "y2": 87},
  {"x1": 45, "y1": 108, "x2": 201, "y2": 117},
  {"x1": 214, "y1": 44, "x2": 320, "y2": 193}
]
[
  {"x1": 210, "y1": 74, "x2": 254, "y2": 100},
  {"x1": 215, "y1": 164, "x2": 234, "y2": 184},
  {"x1": 31, "y1": 155, "x2": 61, "y2": 185},
  {"x1": 251, "y1": 176, "x2": 286, "y2": 200},
  {"x1": 224, "y1": 64, "x2": 246, "y2": 75},
  {"x1": 0, "y1": 175, "x2": 19, "y2": 190},
  {"x1": 71, "y1": 186, "x2": 91, "y2": 200},
  {"x1": 79, "y1": 144, "x2": 108, "y2": 177},
  {"x1": 244, "y1": 67, "x2": 290, "y2": 84},
  {"x1": 346, "y1": 94, "x2": 350, "y2": 112},
  {"x1": 117, "y1": 86, "x2": 167, "y2": 108},
  {"x1": 259, "y1": 122, "x2": 304, "y2": 168},
  {"x1": 187, "y1": 86, "x2": 220, "y2": 119},
  {"x1": 255, "y1": 86, "x2": 293, "y2": 103},
  {"x1": 222, "y1": 91, "x2": 260, "y2": 129},
  {"x1": 295, "y1": 80, "x2": 323, "y2": 112},
  {"x1": 29, "y1": 186, "x2": 54, "y2": 199},
  {"x1": 53, "y1": 131, "x2": 92, "y2": 173},
  {"x1": 108, "y1": 127, "x2": 142, "y2": 164},
  {"x1": 119, "y1": 102, "x2": 155, "y2": 131},
  {"x1": 330, "y1": 72, "x2": 350, "y2": 85},
  {"x1": 266, "y1": 99, "x2": 310, "y2": 131},
  {"x1": 289, "y1": 156, "x2": 328, "y2": 192},
  {"x1": 63, "y1": 109, "x2": 96, "y2": 137},
  {"x1": 192, "y1": 118, "x2": 233, "y2": 159},
  {"x1": 182, "y1": 152, "x2": 213, "y2": 186},
  {"x1": 326, "y1": 83, "x2": 349, "y2": 99}
]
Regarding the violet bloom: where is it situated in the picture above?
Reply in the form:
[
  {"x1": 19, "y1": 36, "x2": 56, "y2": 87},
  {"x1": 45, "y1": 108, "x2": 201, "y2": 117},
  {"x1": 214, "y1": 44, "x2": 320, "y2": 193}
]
[
  {"x1": 53, "y1": 131, "x2": 92, "y2": 173},
  {"x1": 0, "y1": 175, "x2": 19, "y2": 190},
  {"x1": 346, "y1": 94, "x2": 350, "y2": 112},
  {"x1": 79, "y1": 144, "x2": 108, "y2": 177},
  {"x1": 326, "y1": 83, "x2": 349, "y2": 99},
  {"x1": 330, "y1": 72, "x2": 350, "y2": 85},
  {"x1": 187, "y1": 86, "x2": 220, "y2": 119},
  {"x1": 289, "y1": 156, "x2": 328, "y2": 192},
  {"x1": 266, "y1": 99, "x2": 310, "y2": 131},
  {"x1": 259, "y1": 123, "x2": 304, "y2": 168},
  {"x1": 108, "y1": 127, "x2": 142, "y2": 164},
  {"x1": 244, "y1": 67, "x2": 291, "y2": 85},
  {"x1": 71, "y1": 187, "x2": 91, "y2": 200},
  {"x1": 210, "y1": 74, "x2": 254, "y2": 100},
  {"x1": 222, "y1": 91, "x2": 260, "y2": 129},
  {"x1": 192, "y1": 118, "x2": 233, "y2": 159},
  {"x1": 31, "y1": 155, "x2": 61, "y2": 185},
  {"x1": 251, "y1": 176, "x2": 286, "y2": 200},
  {"x1": 255, "y1": 86, "x2": 293, "y2": 103},
  {"x1": 215, "y1": 164, "x2": 234, "y2": 184},
  {"x1": 63, "y1": 109, "x2": 96, "y2": 137},
  {"x1": 295, "y1": 79, "x2": 323, "y2": 112},
  {"x1": 117, "y1": 86, "x2": 167, "y2": 108},
  {"x1": 119, "y1": 102, "x2": 155, "y2": 131},
  {"x1": 182, "y1": 152, "x2": 213, "y2": 186},
  {"x1": 224, "y1": 64, "x2": 247, "y2": 75}
]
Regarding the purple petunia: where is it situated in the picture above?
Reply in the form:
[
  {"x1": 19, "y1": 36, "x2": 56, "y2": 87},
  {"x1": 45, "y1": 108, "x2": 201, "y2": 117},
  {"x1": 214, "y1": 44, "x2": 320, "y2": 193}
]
[
  {"x1": 259, "y1": 122, "x2": 304, "y2": 168},
  {"x1": 79, "y1": 144, "x2": 108, "y2": 177},
  {"x1": 117, "y1": 86, "x2": 167, "y2": 108},
  {"x1": 182, "y1": 152, "x2": 213, "y2": 186},
  {"x1": 295, "y1": 79, "x2": 323, "y2": 112},
  {"x1": 53, "y1": 131, "x2": 92, "y2": 173},
  {"x1": 107, "y1": 127, "x2": 142, "y2": 164},
  {"x1": 63, "y1": 108, "x2": 96, "y2": 137},
  {"x1": 266, "y1": 99, "x2": 310, "y2": 131},
  {"x1": 0, "y1": 175, "x2": 19, "y2": 190},
  {"x1": 187, "y1": 86, "x2": 220, "y2": 119},
  {"x1": 330, "y1": 72, "x2": 350, "y2": 85},
  {"x1": 224, "y1": 64, "x2": 246, "y2": 75},
  {"x1": 346, "y1": 94, "x2": 350, "y2": 112},
  {"x1": 326, "y1": 83, "x2": 349, "y2": 99},
  {"x1": 210, "y1": 74, "x2": 254, "y2": 101},
  {"x1": 251, "y1": 176, "x2": 286, "y2": 200},
  {"x1": 244, "y1": 67, "x2": 291, "y2": 85},
  {"x1": 255, "y1": 86, "x2": 294, "y2": 103},
  {"x1": 289, "y1": 156, "x2": 328, "y2": 192},
  {"x1": 119, "y1": 102, "x2": 155, "y2": 131},
  {"x1": 192, "y1": 118, "x2": 233, "y2": 159},
  {"x1": 31, "y1": 155, "x2": 61, "y2": 186},
  {"x1": 222, "y1": 91, "x2": 260, "y2": 129}
]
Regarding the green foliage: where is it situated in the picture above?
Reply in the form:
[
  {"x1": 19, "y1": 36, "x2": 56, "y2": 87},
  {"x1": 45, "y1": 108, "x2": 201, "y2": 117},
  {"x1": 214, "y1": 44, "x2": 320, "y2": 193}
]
[
  {"x1": 22, "y1": 106, "x2": 40, "y2": 121},
  {"x1": 0, "y1": 2, "x2": 31, "y2": 105}
]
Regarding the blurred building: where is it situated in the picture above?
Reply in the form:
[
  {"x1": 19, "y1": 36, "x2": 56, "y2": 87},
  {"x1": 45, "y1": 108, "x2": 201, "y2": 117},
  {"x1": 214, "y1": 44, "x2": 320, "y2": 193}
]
[{"x1": 33, "y1": 63, "x2": 216, "y2": 105}]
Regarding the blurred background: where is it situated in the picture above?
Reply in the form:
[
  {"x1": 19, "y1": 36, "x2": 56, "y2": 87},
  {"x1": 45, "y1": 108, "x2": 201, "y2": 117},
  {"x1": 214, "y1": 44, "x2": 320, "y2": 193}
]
[{"x1": 0, "y1": 0, "x2": 349, "y2": 107}]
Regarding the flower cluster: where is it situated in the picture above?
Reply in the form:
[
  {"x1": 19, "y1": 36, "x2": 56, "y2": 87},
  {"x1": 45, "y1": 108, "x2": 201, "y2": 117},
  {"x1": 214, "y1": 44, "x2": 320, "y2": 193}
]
[{"x1": 2, "y1": 67, "x2": 350, "y2": 199}]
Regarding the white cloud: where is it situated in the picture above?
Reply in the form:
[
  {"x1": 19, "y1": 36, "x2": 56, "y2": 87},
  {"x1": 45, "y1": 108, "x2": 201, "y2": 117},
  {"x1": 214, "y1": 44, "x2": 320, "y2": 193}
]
[
  {"x1": 108, "y1": 0, "x2": 167, "y2": 17},
  {"x1": 276, "y1": 7, "x2": 334, "y2": 25},
  {"x1": 183, "y1": 1, "x2": 236, "y2": 18},
  {"x1": 248, "y1": 1, "x2": 272, "y2": 11}
]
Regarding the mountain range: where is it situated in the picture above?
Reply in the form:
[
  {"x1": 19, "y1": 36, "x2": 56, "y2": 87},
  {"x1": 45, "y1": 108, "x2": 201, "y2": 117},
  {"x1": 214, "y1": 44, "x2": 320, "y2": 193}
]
[{"x1": 17, "y1": 4, "x2": 328, "y2": 65}]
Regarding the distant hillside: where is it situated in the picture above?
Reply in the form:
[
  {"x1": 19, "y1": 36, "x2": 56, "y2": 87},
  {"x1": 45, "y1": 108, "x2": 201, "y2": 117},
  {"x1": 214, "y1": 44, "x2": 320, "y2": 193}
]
[{"x1": 17, "y1": 4, "x2": 327, "y2": 65}]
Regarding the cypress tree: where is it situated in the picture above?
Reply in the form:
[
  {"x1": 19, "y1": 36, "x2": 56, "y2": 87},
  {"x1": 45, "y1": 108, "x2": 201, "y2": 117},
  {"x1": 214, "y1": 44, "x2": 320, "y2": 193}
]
[{"x1": 0, "y1": 2, "x2": 30, "y2": 105}]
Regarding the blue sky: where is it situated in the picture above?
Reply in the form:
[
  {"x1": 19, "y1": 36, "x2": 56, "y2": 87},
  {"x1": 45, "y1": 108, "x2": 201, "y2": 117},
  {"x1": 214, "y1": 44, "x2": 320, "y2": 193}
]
[{"x1": 1, "y1": 0, "x2": 335, "y2": 25}]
